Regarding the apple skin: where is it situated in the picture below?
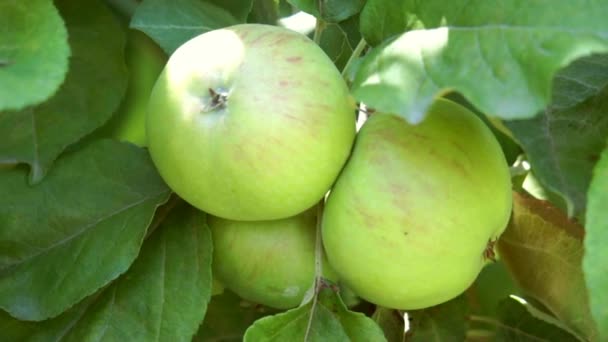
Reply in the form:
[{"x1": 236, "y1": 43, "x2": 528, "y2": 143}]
[
  {"x1": 209, "y1": 206, "x2": 337, "y2": 309},
  {"x1": 147, "y1": 24, "x2": 356, "y2": 221},
  {"x1": 322, "y1": 98, "x2": 512, "y2": 310},
  {"x1": 96, "y1": 29, "x2": 167, "y2": 147}
]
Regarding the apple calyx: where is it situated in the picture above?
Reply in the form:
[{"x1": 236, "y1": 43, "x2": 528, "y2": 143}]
[
  {"x1": 483, "y1": 239, "x2": 498, "y2": 262},
  {"x1": 203, "y1": 87, "x2": 229, "y2": 112}
]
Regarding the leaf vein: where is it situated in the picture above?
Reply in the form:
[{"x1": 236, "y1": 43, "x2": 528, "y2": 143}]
[{"x1": 3, "y1": 190, "x2": 169, "y2": 270}]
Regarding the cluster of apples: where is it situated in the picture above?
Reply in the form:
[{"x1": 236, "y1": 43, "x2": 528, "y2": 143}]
[{"x1": 145, "y1": 24, "x2": 513, "y2": 311}]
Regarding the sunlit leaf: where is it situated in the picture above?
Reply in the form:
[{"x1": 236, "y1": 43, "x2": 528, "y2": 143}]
[
  {"x1": 352, "y1": 1, "x2": 608, "y2": 123},
  {"x1": 0, "y1": 0, "x2": 70, "y2": 111}
]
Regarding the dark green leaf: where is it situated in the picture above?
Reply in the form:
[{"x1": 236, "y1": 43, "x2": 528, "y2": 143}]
[
  {"x1": 288, "y1": 0, "x2": 365, "y2": 23},
  {"x1": 244, "y1": 284, "x2": 386, "y2": 341},
  {"x1": 0, "y1": 0, "x2": 70, "y2": 111},
  {"x1": 207, "y1": 0, "x2": 254, "y2": 22},
  {"x1": 405, "y1": 296, "x2": 468, "y2": 342},
  {"x1": 359, "y1": 0, "x2": 421, "y2": 46},
  {"x1": 493, "y1": 297, "x2": 580, "y2": 342},
  {"x1": 0, "y1": 0, "x2": 128, "y2": 183},
  {"x1": 497, "y1": 192, "x2": 596, "y2": 341},
  {"x1": 279, "y1": 0, "x2": 297, "y2": 18},
  {"x1": 506, "y1": 88, "x2": 608, "y2": 217},
  {"x1": 467, "y1": 261, "x2": 520, "y2": 317},
  {"x1": 0, "y1": 140, "x2": 170, "y2": 321},
  {"x1": 351, "y1": 1, "x2": 608, "y2": 124},
  {"x1": 0, "y1": 203, "x2": 212, "y2": 341},
  {"x1": 248, "y1": 0, "x2": 280, "y2": 25},
  {"x1": 372, "y1": 307, "x2": 405, "y2": 342},
  {"x1": 550, "y1": 54, "x2": 608, "y2": 110},
  {"x1": 0, "y1": 296, "x2": 97, "y2": 341},
  {"x1": 584, "y1": 145, "x2": 608, "y2": 342},
  {"x1": 193, "y1": 290, "x2": 275, "y2": 341},
  {"x1": 131, "y1": 0, "x2": 239, "y2": 54},
  {"x1": 319, "y1": 15, "x2": 360, "y2": 70}
]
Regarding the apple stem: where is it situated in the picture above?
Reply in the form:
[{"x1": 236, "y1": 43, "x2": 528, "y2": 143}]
[
  {"x1": 314, "y1": 200, "x2": 325, "y2": 281},
  {"x1": 302, "y1": 200, "x2": 327, "y2": 340},
  {"x1": 203, "y1": 88, "x2": 228, "y2": 112}
]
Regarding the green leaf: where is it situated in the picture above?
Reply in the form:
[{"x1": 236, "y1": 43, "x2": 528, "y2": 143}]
[
  {"x1": 0, "y1": 0, "x2": 128, "y2": 183},
  {"x1": 0, "y1": 140, "x2": 170, "y2": 321},
  {"x1": 0, "y1": 296, "x2": 97, "y2": 341},
  {"x1": 243, "y1": 283, "x2": 386, "y2": 341},
  {"x1": 0, "y1": 0, "x2": 70, "y2": 111},
  {"x1": 506, "y1": 88, "x2": 608, "y2": 218},
  {"x1": 359, "y1": 0, "x2": 421, "y2": 46},
  {"x1": 550, "y1": 54, "x2": 608, "y2": 110},
  {"x1": 351, "y1": 1, "x2": 608, "y2": 124},
  {"x1": 131, "y1": 0, "x2": 239, "y2": 55},
  {"x1": 288, "y1": 0, "x2": 365, "y2": 23},
  {"x1": 319, "y1": 15, "x2": 360, "y2": 71},
  {"x1": 405, "y1": 296, "x2": 468, "y2": 341},
  {"x1": 467, "y1": 261, "x2": 520, "y2": 317},
  {"x1": 493, "y1": 297, "x2": 580, "y2": 342},
  {"x1": 0, "y1": 203, "x2": 212, "y2": 341},
  {"x1": 372, "y1": 307, "x2": 405, "y2": 342},
  {"x1": 497, "y1": 192, "x2": 597, "y2": 341},
  {"x1": 193, "y1": 290, "x2": 275, "y2": 341},
  {"x1": 248, "y1": 0, "x2": 280, "y2": 25},
  {"x1": 207, "y1": 0, "x2": 254, "y2": 22},
  {"x1": 584, "y1": 144, "x2": 608, "y2": 342}
]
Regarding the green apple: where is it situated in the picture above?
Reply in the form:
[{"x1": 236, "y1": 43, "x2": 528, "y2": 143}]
[
  {"x1": 97, "y1": 29, "x2": 167, "y2": 146},
  {"x1": 322, "y1": 98, "x2": 512, "y2": 310},
  {"x1": 146, "y1": 24, "x2": 355, "y2": 221},
  {"x1": 211, "y1": 277, "x2": 225, "y2": 296},
  {"x1": 210, "y1": 206, "x2": 337, "y2": 309}
]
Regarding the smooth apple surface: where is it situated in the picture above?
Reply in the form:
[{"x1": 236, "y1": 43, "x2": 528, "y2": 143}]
[
  {"x1": 147, "y1": 24, "x2": 355, "y2": 221},
  {"x1": 210, "y1": 206, "x2": 336, "y2": 309},
  {"x1": 99, "y1": 29, "x2": 167, "y2": 147},
  {"x1": 322, "y1": 98, "x2": 512, "y2": 310}
]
